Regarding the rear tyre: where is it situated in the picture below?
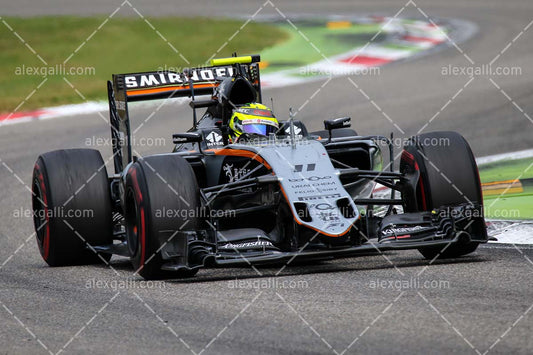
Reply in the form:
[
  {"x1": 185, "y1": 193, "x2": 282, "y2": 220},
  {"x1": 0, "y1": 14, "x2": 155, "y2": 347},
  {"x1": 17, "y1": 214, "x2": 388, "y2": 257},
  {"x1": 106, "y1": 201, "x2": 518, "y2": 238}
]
[
  {"x1": 311, "y1": 128, "x2": 358, "y2": 138},
  {"x1": 125, "y1": 154, "x2": 200, "y2": 280},
  {"x1": 32, "y1": 149, "x2": 113, "y2": 266},
  {"x1": 400, "y1": 131, "x2": 486, "y2": 259}
]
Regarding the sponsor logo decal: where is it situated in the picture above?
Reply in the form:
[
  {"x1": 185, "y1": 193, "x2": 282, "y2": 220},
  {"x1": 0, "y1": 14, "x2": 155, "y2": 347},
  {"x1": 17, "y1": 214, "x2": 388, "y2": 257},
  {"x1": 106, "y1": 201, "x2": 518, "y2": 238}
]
[
  {"x1": 317, "y1": 211, "x2": 341, "y2": 222},
  {"x1": 242, "y1": 118, "x2": 278, "y2": 126},
  {"x1": 288, "y1": 175, "x2": 332, "y2": 182},
  {"x1": 309, "y1": 203, "x2": 335, "y2": 210},
  {"x1": 205, "y1": 131, "x2": 223, "y2": 147},
  {"x1": 124, "y1": 67, "x2": 234, "y2": 89},
  {"x1": 223, "y1": 163, "x2": 251, "y2": 183},
  {"x1": 381, "y1": 225, "x2": 425, "y2": 236},
  {"x1": 219, "y1": 240, "x2": 274, "y2": 250},
  {"x1": 298, "y1": 193, "x2": 341, "y2": 201},
  {"x1": 285, "y1": 125, "x2": 302, "y2": 136},
  {"x1": 236, "y1": 108, "x2": 274, "y2": 117}
]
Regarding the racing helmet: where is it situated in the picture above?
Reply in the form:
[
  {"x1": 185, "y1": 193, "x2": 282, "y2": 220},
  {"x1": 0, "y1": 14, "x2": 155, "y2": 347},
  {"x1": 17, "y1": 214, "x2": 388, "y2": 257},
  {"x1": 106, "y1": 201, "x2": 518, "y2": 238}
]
[{"x1": 229, "y1": 103, "x2": 279, "y2": 142}]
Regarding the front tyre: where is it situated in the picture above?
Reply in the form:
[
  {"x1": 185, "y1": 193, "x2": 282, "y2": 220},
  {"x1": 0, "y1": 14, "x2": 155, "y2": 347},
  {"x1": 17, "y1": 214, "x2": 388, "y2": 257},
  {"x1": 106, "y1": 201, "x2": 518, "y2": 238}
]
[
  {"x1": 400, "y1": 131, "x2": 487, "y2": 259},
  {"x1": 125, "y1": 154, "x2": 201, "y2": 280}
]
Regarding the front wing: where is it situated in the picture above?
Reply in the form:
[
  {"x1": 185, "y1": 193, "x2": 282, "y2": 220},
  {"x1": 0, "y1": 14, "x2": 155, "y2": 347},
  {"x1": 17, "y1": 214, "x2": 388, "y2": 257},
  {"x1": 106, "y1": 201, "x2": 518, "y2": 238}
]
[{"x1": 160, "y1": 233, "x2": 482, "y2": 272}]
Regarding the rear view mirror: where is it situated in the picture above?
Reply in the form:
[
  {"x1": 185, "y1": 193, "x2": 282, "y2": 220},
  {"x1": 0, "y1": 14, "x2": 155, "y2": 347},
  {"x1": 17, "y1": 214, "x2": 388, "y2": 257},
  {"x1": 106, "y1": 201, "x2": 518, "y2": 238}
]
[
  {"x1": 324, "y1": 117, "x2": 351, "y2": 131},
  {"x1": 172, "y1": 132, "x2": 203, "y2": 144},
  {"x1": 324, "y1": 117, "x2": 351, "y2": 142}
]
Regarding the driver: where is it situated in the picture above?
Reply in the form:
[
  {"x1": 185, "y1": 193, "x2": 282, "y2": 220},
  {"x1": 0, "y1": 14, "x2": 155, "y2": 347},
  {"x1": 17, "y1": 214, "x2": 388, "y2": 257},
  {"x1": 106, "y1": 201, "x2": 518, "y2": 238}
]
[{"x1": 228, "y1": 103, "x2": 279, "y2": 143}]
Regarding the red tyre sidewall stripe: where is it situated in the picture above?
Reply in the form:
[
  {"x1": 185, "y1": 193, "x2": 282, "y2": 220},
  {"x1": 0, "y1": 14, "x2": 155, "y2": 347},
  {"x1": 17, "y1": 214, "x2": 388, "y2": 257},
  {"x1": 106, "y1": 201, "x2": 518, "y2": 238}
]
[
  {"x1": 401, "y1": 150, "x2": 428, "y2": 210},
  {"x1": 34, "y1": 163, "x2": 51, "y2": 260},
  {"x1": 415, "y1": 161, "x2": 428, "y2": 210},
  {"x1": 139, "y1": 208, "x2": 146, "y2": 265},
  {"x1": 129, "y1": 167, "x2": 146, "y2": 266}
]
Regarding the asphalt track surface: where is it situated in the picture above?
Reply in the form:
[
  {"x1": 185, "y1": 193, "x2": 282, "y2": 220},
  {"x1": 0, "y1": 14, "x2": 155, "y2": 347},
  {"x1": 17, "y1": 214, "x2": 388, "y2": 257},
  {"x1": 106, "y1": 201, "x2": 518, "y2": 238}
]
[{"x1": 1, "y1": 0, "x2": 532, "y2": 354}]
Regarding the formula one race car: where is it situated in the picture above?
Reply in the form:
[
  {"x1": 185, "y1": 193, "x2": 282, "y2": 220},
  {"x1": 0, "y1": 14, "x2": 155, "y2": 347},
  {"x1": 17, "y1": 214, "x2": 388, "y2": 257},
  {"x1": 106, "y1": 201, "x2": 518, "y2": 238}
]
[{"x1": 32, "y1": 54, "x2": 487, "y2": 279}]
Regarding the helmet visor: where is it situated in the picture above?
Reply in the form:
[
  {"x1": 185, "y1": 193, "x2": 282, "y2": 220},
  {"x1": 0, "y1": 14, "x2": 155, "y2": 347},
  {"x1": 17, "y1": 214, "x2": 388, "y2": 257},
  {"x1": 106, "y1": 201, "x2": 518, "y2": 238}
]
[{"x1": 241, "y1": 123, "x2": 279, "y2": 136}]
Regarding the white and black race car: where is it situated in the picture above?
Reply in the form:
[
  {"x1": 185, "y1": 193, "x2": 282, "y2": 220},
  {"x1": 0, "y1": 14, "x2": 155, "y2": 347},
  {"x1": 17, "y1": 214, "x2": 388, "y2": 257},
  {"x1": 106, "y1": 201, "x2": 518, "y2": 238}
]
[{"x1": 31, "y1": 55, "x2": 487, "y2": 279}]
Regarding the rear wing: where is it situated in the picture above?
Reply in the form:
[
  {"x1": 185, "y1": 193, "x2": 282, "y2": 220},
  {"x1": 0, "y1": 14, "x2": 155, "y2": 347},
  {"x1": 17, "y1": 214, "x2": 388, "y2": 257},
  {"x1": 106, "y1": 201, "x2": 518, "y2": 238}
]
[{"x1": 107, "y1": 55, "x2": 261, "y2": 174}]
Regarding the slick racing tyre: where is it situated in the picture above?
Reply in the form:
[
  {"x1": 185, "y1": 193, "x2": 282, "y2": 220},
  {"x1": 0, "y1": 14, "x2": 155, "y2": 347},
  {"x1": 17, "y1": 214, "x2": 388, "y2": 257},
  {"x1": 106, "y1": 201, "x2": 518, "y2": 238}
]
[
  {"x1": 32, "y1": 149, "x2": 113, "y2": 266},
  {"x1": 400, "y1": 131, "x2": 486, "y2": 259},
  {"x1": 125, "y1": 154, "x2": 200, "y2": 280}
]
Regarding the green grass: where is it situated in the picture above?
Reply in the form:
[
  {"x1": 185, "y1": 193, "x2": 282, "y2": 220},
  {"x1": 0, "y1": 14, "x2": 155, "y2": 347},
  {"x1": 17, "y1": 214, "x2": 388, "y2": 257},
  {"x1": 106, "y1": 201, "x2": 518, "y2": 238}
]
[
  {"x1": 0, "y1": 16, "x2": 288, "y2": 112},
  {"x1": 478, "y1": 157, "x2": 533, "y2": 183},
  {"x1": 479, "y1": 158, "x2": 533, "y2": 219},
  {"x1": 382, "y1": 43, "x2": 419, "y2": 51},
  {"x1": 261, "y1": 23, "x2": 383, "y2": 73},
  {"x1": 483, "y1": 194, "x2": 533, "y2": 220}
]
